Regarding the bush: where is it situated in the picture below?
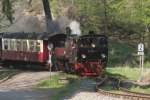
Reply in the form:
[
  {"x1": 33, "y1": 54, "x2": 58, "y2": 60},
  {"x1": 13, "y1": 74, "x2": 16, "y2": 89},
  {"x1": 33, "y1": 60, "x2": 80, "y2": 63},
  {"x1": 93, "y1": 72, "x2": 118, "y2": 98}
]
[{"x1": 108, "y1": 41, "x2": 136, "y2": 67}]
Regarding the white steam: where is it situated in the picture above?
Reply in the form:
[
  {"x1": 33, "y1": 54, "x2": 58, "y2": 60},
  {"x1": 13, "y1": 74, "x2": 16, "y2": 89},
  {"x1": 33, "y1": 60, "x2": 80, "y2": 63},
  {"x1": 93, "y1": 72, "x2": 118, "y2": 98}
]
[
  {"x1": 69, "y1": 21, "x2": 81, "y2": 36},
  {"x1": 6, "y1": 15, "x2": 46, "y2": 32}
]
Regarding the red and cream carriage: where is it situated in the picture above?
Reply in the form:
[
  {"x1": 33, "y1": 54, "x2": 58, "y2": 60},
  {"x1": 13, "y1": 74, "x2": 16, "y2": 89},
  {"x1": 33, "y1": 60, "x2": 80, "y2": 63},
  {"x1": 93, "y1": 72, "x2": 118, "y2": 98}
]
[{"x1": 0, "y1": 32, "x2": 66, "y2": 69}]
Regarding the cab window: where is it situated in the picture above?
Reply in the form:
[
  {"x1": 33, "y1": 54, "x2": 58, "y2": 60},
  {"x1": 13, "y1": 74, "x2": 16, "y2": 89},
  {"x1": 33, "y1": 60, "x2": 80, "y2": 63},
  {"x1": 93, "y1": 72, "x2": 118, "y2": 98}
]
[{"x1": 36, "y1": 41, "x2": 41, "y2": 52}]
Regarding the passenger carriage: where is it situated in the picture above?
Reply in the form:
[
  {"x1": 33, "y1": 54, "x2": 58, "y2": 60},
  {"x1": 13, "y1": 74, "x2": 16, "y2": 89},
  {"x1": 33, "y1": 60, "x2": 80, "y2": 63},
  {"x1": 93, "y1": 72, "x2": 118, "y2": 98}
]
[
  {"x1": 1, "y1": 32, "x2": 49, "y2": 63},
  {"x1": 0, "y1": 32, "x2": 66, "y2": 69}
]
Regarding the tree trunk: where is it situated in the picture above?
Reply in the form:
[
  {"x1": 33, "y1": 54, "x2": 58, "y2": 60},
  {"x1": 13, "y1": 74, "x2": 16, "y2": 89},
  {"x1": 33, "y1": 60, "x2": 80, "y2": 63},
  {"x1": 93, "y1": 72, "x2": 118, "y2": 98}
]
[
  {"x1": 102, "y1": 0, "x2": 108, "y2": 36},
  {"x1": 2, "y1": 0, "x2": 13, "y2": 24},
  {"x1": 146, "y1": 26, "x2": 150, "y2": 50},
  {"x1": 42, "y1": 0, "x2": 52, "y2": 33},
  {"x1": 27, "y1": 0, "x2": 32, "y2": 6}
]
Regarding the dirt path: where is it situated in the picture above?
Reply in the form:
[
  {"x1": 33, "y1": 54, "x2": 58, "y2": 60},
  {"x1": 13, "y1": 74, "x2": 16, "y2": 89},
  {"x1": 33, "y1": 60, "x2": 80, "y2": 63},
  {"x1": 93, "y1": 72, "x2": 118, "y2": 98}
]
[
  {"x1": 0, "y1": 71, "x2": 57, "y2": 90},
  {"x1": 0, "y1": 70, "x2": 57, "y2": 100}
]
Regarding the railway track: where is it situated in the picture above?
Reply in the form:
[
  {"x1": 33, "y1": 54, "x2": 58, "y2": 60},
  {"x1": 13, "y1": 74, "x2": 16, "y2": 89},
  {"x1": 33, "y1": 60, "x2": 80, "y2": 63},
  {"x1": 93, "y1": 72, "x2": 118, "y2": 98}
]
[
  {"x1": 0, "y1": 69, "x2": 21, "y2": 84},
  {"x1": 96, "y1": 76, "x2": 150, "y2": 100}
]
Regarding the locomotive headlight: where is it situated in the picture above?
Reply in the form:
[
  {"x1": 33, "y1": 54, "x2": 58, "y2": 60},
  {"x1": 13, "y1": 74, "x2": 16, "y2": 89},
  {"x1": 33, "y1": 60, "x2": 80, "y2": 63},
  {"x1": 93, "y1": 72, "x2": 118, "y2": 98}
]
[
  {"x1": 91, "y1": 43, "x2": 96, "y2": 48},
  {"x1": 101, "y1": 54, "x2": 106, "y2": 58},
  {"x1": 81, "y1": 54, "x2": 86, "y2": 59}
]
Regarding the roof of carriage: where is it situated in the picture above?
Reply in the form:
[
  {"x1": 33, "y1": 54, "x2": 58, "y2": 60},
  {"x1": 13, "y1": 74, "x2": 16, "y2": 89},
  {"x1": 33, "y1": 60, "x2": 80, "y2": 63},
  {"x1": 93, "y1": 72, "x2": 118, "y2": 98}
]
[
  {"x1": 0, "y1": 32, "x2": 67, "y2": 40},
  {"x1": 79, "y1": 34, "x2": 107, "y2": 39}
]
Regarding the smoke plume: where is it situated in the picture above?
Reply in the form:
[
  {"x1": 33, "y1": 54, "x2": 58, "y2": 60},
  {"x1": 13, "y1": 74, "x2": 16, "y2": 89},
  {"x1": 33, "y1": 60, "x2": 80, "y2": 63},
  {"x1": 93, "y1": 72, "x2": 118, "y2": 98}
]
[{"x1": 69, "y1": 20, "x2": 81, "y2": 36}]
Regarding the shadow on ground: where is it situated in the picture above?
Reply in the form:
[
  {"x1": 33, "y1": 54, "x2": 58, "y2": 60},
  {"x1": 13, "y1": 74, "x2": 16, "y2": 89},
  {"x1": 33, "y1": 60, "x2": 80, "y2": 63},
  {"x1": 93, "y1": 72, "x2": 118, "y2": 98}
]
[
  {"x1": 47, "y1": 76, "x2": 97, "y2": 100},
  {"x1": 0, "y1": 89, "x2": 54, "y2": 100},
  {"x1": 0, "y1": 69, "x2": 21, "y2": 82}
]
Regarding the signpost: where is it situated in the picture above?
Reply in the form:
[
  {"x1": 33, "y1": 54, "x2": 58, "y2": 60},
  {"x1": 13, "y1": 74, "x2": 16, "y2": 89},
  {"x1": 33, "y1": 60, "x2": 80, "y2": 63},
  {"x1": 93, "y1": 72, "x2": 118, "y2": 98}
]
[
  {"x1": 137, "y1": 43, "x2": 144, "y2": 81},
  {"x1": 48, "y1": 43, "x2": 54, "y2": 88}
]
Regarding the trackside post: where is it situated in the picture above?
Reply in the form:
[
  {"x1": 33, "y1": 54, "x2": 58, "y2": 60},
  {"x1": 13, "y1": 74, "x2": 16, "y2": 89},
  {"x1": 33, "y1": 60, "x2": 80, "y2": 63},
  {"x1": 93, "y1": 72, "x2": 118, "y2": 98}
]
[{"x1": 137, "y1": 43, "x2": 144, "y2": 81}]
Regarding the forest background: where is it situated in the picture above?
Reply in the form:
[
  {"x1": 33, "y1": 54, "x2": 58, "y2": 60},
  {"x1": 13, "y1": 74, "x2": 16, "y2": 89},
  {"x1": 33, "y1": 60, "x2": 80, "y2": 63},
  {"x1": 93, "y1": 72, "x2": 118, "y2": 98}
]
[{"x1": 0, "y1": 0, "x2": 150, "y2": 67}]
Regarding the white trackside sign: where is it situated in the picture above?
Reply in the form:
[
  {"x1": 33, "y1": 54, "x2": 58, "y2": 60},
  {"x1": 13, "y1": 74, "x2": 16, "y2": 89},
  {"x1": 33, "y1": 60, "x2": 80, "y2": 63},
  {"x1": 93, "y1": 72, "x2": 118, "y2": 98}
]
[
  {"x1": 138, "y1": 43, "x2": 144, "y2": 52},
  {"x1": 138, "y1": 43, "x2": 144, "y2": 55}
]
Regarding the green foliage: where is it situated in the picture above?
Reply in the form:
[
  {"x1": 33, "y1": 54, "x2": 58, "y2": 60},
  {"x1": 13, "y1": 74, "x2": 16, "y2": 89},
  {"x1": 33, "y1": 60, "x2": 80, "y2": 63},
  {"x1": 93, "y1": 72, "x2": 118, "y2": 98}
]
[
  {"x1": 104, "y1": 67, "x2": 150, "y2": 94},
  {"x1": 37, "y1": 73, "x2": 80, "y2": 100},
  {"x1": 108, "y1": 41, "x2": 136, "y2": 66},
  {"x1": 106, "y1": 67, "x2": 141, "y2": 80},
  {"x1": 37, "y1": 75, "x2": 64, "y2": 88},
  {"x1": 1, "y1": 0, "x2": 150, "y2": 38},
  {"x1": 2, "y1": 0, "x2": 14, "y2": 24},
  {"x1": 144, "y1": 62, "x2": 150, "y2": 68},
  {"x1": 50, "y1": 0, "x2": 108, "y2": 34},
  {"x1": 130, "y1": 86, "x2": 150, "y2": 94},
  {"x1": 49, "y1": 0, "x2": 150, "y2": 44},
  {"x1": 37, "y1": 73, "x2": 79, "y2": 89},
  {"x1": 0, "y1": 0, "x2": 150, "y2": 64}
]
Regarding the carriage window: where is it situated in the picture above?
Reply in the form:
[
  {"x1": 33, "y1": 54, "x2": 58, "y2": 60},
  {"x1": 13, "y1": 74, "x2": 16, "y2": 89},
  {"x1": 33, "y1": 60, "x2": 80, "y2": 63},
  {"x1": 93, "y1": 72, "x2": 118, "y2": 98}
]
[
  {"x1": 29, "y1": 40, "x2": 35, "y2": 52},
  {"x1": 16, "y1": 40, "x2": 21, "y2": 51},
  {"x1": 23, "y1": 40, "x2": 28, "y2": 51},
  {"x1": 36, "y1": 41, "x2": 41, "y2": 52},
  {"x1": 4, "y1": 40, "x2": 8, "y2": 50},
  {"x1": 10, "y1": 40, "x2": 15, "y2": 51}
]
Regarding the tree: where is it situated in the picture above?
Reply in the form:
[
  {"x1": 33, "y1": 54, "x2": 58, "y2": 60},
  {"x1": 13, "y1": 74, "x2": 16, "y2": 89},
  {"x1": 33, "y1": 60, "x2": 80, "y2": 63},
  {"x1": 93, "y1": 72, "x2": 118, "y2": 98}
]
[
  {"x1": 2, "y1": 0, "x2": 14, "y2": 24},
  {"x1": 42, "y1": 0, "x2": 53, "y2": 33}
]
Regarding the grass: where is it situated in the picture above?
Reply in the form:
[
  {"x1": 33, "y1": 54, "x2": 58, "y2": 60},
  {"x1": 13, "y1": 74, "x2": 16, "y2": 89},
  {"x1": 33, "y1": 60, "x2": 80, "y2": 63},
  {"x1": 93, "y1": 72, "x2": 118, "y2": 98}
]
[
  {"x1": 106, "y1": 67, "x2": 141, "y2": 80},
  {"x1": 37, "y1": 75, "x2": 64, "y2": 88},
  {"x1": 104, "y1": 67, "x2": 150, "y2": 94},
  {"x1": 52, "y1": 79, "x2": 81, "y2": 100},
  {"x1": 108, "y1": 41, "x2": 135, "y2": 66},
  {"x1": 130, "y1": 86, "x2": 150, "y2": 94},
  {"x1": 108, "y1": 41, "x2": 150, "y2": 68},
  {"x1": 101, "y1": 83, "x2": 150, "y2": 94},
  {"x1": 37, "y1": 73, "x2": 81, "y2": 100},
  {"x1": 144, "y1": 62, "x2": 150, "y2": 68}
]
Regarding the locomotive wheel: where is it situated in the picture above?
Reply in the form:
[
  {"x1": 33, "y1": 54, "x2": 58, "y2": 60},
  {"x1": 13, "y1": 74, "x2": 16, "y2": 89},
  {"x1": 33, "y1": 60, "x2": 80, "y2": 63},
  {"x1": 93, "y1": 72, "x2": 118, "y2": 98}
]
[
  {"x1": 64, "y1": 62, "x2": 75, "y2": 73},
  {"x1": 69, "y1": 64, "x2": 76, "y2": 74},
  {"x1": 76, "y1": 68, "x2": 84, "y2": 76}
]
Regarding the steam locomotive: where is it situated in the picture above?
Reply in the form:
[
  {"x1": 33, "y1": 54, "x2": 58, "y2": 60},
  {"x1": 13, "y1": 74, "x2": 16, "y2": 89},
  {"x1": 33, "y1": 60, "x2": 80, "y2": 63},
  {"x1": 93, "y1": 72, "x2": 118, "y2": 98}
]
[
  {"x1": 0, "y1": 31, "x2": 108, "y2": 76},
  {"x1": 61, "y1": 32, "x2": 108, "y2": 76}
]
